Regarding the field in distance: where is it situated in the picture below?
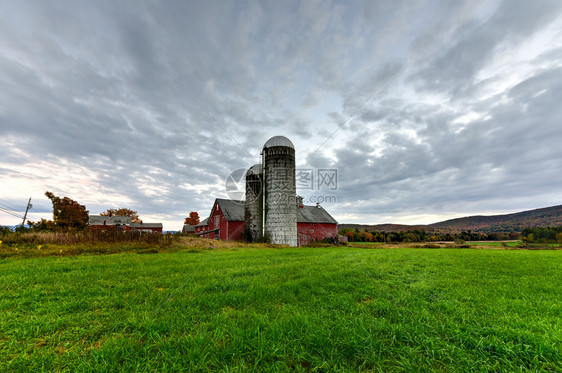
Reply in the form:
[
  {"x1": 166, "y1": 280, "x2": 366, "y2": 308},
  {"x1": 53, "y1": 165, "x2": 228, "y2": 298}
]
[{"x1": 1, "y1": 246, "x2": 560, "y2": 371}]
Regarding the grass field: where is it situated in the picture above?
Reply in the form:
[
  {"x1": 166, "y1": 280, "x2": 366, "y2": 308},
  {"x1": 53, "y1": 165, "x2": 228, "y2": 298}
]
[
  {"x1": 467, "y1": 241, "x2": 521, "y2": 247},
  {"x1": 1, "y1": 246, "x2": 561, "y2": 371}
]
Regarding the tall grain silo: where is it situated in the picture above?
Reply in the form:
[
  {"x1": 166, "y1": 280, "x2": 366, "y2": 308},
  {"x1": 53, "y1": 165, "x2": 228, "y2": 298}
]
[
  {"x1": 262, "y1": 136, "x2": 297, "y2": 246},
  {"x1": 244, "y1": 163, "x2": 263, "y2": 242}
]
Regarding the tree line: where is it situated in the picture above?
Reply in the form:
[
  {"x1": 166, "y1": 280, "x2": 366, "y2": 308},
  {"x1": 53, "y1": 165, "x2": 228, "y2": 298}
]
[
  {"x1": 338, "y1": 228, "x2": 520, "y2": 243},
  {"x1": 521, "y1": 227, "x2": 562, "y2": 244}
]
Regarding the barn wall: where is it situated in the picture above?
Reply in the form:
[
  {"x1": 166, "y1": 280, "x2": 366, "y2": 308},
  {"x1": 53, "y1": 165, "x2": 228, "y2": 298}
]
[
  {"x1": 297, "y1": 223, "x2": 337, "y2": 241},
  {"x1": 206, "y1": 202, "x2": 245, "y2": 241},
  {"x1": 227, "y1": 221, "x2": 245, "y2": 241}
]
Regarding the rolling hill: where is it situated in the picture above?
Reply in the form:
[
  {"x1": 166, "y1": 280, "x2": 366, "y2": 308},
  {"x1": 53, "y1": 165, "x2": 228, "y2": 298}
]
[{"x1": 339, "y1": 205, "x2": 562, "y2": 233}]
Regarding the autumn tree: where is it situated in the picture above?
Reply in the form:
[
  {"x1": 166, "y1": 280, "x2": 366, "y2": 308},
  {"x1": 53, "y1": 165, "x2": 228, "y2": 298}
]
[
  {"x1": 27, "y1": 218, "x2": 57, "y2": 231},
  {"x1": 45, "y1": 191, "x2": 89, "y2": 230},
  {"x1": 344, "y1": 230, "x2": 355, "y2": 241},
  {"x1": 100, "y1": 208, "x2": 142, "y2": 223},
  {"x1": 184, "y1": 212, "x2": 200, "y2": 225}
]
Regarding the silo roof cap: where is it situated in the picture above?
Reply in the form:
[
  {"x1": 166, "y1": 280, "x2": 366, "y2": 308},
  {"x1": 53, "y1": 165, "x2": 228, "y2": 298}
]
[
  {"x1": 247, "y1": 163, "x2": 262, "y2": 175},
  {"x1": 263, "y1": 136, "x2": 294, "y2": 149}
]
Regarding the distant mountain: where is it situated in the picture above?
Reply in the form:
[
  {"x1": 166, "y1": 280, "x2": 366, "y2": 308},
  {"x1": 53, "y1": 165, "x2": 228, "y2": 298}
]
[
  {"x1": 429, "y1": 205, "x2": 562, "y2": 233},
  {"x1": 339, "y1": 205, "x2": 562, "y2": 233},
  {"x1": 338, "y1": 223, "x2": 427, "y2": 232}
]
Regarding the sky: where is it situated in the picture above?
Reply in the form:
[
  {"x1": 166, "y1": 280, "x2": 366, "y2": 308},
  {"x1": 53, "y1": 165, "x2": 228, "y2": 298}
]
[{"x1": 1, "y1": 0, "x2": 561, "y2": 231}]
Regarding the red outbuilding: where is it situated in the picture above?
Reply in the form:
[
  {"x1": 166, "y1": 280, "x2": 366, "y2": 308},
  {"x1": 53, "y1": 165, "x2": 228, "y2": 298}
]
[
  {"x1": 200, "y1": 199, "x2": 245, "y2": 241},
  {"x1": 296, "y1": 204, "x2": 338, "y2": 245},
  {"x1": 194, "y1": 218, "x2": 210, "y2": 237}
]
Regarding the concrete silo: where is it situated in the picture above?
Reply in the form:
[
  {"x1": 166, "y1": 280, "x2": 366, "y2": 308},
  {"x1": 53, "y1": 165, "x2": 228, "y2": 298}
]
[
  {"x1": 244, "y1": 163, "x2": 263, "y2": 242},
  {"x1": 262, "y1": 136, "x2": 297, "y2": 246}
]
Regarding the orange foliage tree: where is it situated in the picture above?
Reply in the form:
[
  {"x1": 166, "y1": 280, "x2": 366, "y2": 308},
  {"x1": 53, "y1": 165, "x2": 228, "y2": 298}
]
[
  {"x1": 100, "y1": 208, "x2": 142, "y2": 223},
  {"x1": 184, "y1": 212, "x2": 200, "y2": 225},
  {"x1": 44, "y1": 191, "x2": 89, "y2": 230}
]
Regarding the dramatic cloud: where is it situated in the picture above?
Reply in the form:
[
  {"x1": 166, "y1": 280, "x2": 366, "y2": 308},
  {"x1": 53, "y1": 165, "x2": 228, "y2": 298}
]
[{"x1": 1, "y1": 0, "x2": 561, "y2": 229}]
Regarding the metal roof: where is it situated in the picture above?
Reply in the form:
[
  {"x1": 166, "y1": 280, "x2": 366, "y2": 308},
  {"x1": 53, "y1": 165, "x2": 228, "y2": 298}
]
[
  {"x1": 130, "y1": 223, "x2": 163, "y2": 228},
  {"x1": 297, "y1": 205, "x2": 338, "y2": 224},
  {"x1": 88, "y1": 215, "x2": 131, "y2": 225},
  {"x1": 195, "y1": 217, "x2": 209, "y2": 227},
  {"x1": 263, "y1": 135, "x2": 294, "y2": 149},
  {"x1": 247, "y1": 163, "x2": 262, "y2": 175},
  {"x1": 215, "y1": 198, "x2": 245, "y2": 221}
]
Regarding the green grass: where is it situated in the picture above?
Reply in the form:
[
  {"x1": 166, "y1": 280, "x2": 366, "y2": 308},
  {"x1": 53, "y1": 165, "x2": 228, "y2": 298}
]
[
  {"x1": 467, "y1": 241, "x2": 522, "y2": 247},
  {"x1": 1, "y1": 247, "x2": 561, "y2": 372}
]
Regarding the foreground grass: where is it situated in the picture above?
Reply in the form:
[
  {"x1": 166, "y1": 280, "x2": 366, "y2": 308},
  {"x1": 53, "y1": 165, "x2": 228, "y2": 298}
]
[{"x1": 0, "y1": 247, "x2": 560, "y2": 372}]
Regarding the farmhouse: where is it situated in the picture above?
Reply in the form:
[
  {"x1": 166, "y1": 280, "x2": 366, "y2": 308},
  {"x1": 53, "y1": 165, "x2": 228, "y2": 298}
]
[
  {"x1": 196, "y1": 198, "x2": 338, "y2": 245},
  {"x1": 129, "y1": 222, "x2": 163, "y2": 233},
  {"x1": 88, "y1": 215, "x2": 131, "y2": 231},
  {"x1": 88, "y1": 215, "x2": 163, "y2": 233}
]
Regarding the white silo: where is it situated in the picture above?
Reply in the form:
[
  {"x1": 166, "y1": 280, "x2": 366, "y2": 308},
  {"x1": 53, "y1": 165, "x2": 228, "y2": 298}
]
[
  {"x1": 262, "y1": 136, "x2": 297, "y2": 246},
  {"x1": 244, "y1": 163, "x2": 263, "y2": 242}
]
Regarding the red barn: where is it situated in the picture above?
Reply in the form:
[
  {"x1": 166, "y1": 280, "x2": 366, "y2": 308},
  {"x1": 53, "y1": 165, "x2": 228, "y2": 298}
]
[
  {"x1": 195, "y1": 199, "x2": 245, "y2": 240},
  {"x1": 194, "y1": 218, "x2": 210, "y2": 237},
  {"x1": 195, "y1": 198, "x2": 337, "y2": 245},
  {"x1": 296, "y1": 204, "x2": 338, "y2": 245}
]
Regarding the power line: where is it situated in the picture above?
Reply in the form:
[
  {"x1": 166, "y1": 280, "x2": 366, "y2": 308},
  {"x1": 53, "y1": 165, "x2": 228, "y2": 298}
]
[
  {"x1": 0, "y1": 199, "x2": 23, "y2": 211},
  {"x1": 0, "y1": 206, "x2": 24, "y2": 219}
]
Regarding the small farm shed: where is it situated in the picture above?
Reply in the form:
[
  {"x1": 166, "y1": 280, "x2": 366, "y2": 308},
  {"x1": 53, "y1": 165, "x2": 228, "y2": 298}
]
[
  {"x1": 194, "y1": 218, "x2": 210, "y2": 238},
  {"x1": 129, "y1": 223, "x2": 163, "y2": 233}
]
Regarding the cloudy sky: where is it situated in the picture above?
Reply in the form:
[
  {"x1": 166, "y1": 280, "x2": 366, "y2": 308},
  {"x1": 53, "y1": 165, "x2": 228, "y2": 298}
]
[{"x1": 1, "y1": 0, "x2": 561, "y2": 230}]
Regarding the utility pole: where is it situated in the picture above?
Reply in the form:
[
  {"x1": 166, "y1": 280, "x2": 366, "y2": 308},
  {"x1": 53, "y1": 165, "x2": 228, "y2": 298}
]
[{"x1": 21, "y1": 198, "x2": 32, "y2": 227}]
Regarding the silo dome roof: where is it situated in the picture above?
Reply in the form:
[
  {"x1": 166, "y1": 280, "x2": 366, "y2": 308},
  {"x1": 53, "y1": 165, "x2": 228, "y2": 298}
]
[
  {"x1": 247, "y1": 163, "x2": 262, "y2": 175},
  {"x1": 263, "y1": 136, "x2": 294, "y2": 149}
]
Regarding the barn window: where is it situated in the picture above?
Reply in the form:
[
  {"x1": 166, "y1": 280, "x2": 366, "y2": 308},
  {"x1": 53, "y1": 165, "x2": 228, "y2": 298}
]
[{"x1": 310, "y1": 229, "x2": 314, "y2": 233}]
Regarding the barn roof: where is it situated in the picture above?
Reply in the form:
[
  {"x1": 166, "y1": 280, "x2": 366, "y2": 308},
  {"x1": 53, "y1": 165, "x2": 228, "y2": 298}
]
[
  {"x1": 130, "y1": 223, "x2": 163, "y2": 228},
  {"x1": 215, "y1": 198, "x2": 245, "y2": 221},
  {"x1": 182, "y1": 224, "x2": 195, "y2": 233},
  {"x1": 211, "y1": 198, "x2": 337, "y2": 224},
  {"x1": 297, "y1": 205, "x2": 338, "y2": 224},
  {"x1": 89, "y1": 215, "x2": 131, "y2": 225},
  {"x1": 195, "y1": 217, "x2": 209, "y2": 227}
]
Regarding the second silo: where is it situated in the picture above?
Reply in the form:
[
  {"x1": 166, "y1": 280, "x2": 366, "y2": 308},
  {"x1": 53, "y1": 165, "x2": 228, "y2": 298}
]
[
  {"x1": 262, "y1": 136, "x2": 297, "y2": 246},
  {"x1": 244, "y1": 163, "x2": 263, "y2": 242}
]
